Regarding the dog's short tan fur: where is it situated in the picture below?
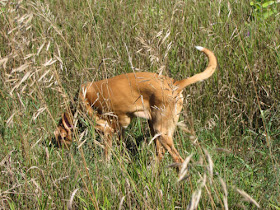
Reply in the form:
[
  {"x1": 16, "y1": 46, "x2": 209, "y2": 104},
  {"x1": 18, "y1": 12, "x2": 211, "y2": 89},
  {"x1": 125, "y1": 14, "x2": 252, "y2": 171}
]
[{"x1": 54, "y1": 46, "x2": 217, "y2": 164}]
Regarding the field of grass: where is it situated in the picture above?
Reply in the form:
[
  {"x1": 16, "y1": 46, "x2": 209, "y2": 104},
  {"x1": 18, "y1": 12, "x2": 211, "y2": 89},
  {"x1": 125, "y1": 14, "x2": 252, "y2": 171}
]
[{"x1": 0, "y1": 0, "x2": 279, "y2": 209}]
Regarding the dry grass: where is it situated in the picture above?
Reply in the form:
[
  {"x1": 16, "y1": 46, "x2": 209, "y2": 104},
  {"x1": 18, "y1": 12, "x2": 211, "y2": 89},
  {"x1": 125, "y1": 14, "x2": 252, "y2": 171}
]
[{"x1": 0, "y1": 0, "x2": 279, "y2": 209}]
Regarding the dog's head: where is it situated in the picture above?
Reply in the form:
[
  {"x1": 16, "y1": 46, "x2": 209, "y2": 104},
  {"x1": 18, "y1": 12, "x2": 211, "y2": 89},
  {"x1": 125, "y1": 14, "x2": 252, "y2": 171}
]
[{"x1": 54, "y1": 112, "x2": 74, "y2": 147}]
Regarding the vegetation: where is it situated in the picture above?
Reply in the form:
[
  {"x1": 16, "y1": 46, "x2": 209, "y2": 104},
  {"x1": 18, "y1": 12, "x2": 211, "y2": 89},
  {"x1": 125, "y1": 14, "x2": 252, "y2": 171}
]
[{"x1": 0, "y1": 0, "x2": 279, "y2": 209}]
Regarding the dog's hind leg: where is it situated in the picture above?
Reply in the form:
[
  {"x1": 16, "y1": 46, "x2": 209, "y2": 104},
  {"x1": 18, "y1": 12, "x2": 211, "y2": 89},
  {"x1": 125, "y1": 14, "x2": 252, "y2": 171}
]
[
  {"x1": 151, "y1": 110, "x2": 184, "y2": 164},
  {"x1": 149, "y1": 120, "x2": 165, "y2": 162},
  {"x1": 159, "y1": 134, "x2": 183, "y2": 164}
]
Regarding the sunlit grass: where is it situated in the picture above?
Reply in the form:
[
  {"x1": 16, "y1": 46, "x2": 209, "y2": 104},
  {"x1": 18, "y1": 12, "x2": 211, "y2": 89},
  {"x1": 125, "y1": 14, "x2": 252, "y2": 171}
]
[{"x1": 0, "y1": 0, "x2": 279, "y2": 209}]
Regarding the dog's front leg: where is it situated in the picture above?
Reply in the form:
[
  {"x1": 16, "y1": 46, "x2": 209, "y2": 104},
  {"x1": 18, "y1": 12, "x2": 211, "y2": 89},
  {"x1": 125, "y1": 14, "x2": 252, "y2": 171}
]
[
  {"x1": 79, "y1": 93, "x2": 115, "y2": 161},
  {"x1": 103, "y1": 128, "x2": 113, "y2": 162},
  {"x1": 94, "y1": 121, "x2": 114, "y2": 161}
]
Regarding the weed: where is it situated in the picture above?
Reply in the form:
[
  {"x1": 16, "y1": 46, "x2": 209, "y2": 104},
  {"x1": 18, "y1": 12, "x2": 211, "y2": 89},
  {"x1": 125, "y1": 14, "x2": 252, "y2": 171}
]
[{"x1": 0, "y1": 0, "x2": 279, "y2": 209}]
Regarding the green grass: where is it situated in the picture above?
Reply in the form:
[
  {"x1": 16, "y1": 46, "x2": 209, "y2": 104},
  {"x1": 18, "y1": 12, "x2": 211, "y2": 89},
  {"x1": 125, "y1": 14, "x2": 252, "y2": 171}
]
[{"x1": 0, "y1": 0, "x2": 279, "y2": 209}]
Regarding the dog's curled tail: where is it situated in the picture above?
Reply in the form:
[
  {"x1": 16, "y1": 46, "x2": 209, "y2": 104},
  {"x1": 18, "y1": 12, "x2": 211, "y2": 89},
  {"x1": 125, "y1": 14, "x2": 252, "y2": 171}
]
[{"x1": 174, "y1": 46, "x2": 217, "y2": 92}]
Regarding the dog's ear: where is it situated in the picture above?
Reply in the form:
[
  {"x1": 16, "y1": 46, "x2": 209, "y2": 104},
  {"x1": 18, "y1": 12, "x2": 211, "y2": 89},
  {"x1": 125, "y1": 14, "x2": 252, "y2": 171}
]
[{"x1": 61, "y1": 112, "x2": 73, "y2": 131}]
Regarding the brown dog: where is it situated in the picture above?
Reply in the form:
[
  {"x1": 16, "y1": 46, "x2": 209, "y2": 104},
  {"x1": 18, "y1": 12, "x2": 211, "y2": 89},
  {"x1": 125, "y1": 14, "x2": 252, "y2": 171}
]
[{"x1": 54, "y1": 46, "x2": 217, "y2": 164}]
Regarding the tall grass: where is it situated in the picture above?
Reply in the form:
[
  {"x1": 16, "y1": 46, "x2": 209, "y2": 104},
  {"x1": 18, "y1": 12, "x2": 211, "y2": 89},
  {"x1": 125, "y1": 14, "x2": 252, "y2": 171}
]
[{"x1": 0, "y1": 0, "x2": 279, "y2": 209}]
